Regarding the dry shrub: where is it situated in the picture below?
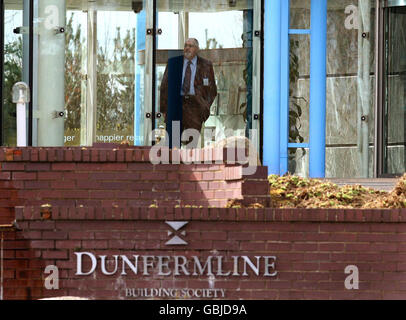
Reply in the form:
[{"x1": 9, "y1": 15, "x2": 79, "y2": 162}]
[{"x1": 268, "y1": 174, "x2": 406, "y2": 209}]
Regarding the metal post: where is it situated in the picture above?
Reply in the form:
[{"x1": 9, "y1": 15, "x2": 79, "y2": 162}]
[
  {"x1": 16, "y1": 102, "x2": 27, "y2": 147},
  {"x1": 1, "y1": 232, "x2": 3, "y2": 300},
  {"x1": 135, "y1": 9, "x2": 146, "y2": 146},
  {"x1": 309, "y1": 0, "x2": 327, "y2": 178},
  {"x1": 85, "y1": 6, "x2": 97, "y2": 146},
  {"x1": 280, "y1": 0, "x2": 290, "y2": 174},
  {"x1": 374, "y1": 0, "x2": 384, "y2": 178},
  {"x1": 0, "y1": 0, "x2": 3, "y2": 145},
  {"x1": 143, "y1": 0, "x2": 154, "y2": 146},
  {"x1": 13, "y1": 82, "x2": 30, "y2": 147},
  {"x1": 252, "y1": 0, "x2": 262, "y2": 154},
  {"x1": 263, "y1": 0, "x2": 282, "y2": 175},
  {"x1": 357, "y1": 0, "x2": 372, "y2": 178},
  {"x1": 37, "y1": 0, "x2": 66, "y2": 147}
]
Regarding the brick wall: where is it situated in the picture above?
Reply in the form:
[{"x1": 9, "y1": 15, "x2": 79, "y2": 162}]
[
  {"x1": 1, "y1": 146, "x2": 405, "y2": 300},
  {"x1": 3, "y1": 206, "x2": 406, "y2": 300},
  {"x1": 0, "y1": 146, "x2": 270, "y2": 226}
]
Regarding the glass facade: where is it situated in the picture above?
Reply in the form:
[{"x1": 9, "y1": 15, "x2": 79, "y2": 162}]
[
  {"x1": 1, "y1": 0, "x2": 262, "y2": 149},
  {"x1": 383, "y1": 5, "x2": 406, "y2": 175},
  {"x1": 2, "y1": 0, "x2": 23, "y2": 146},
  {"x1": 289, "y1": 0, "x2": 376, "y2": 178},
  {"x1": 1, "y1": 0, "x2": 405, "y2": 178},
  {"x1": 156, "y1": 0, "x2": 260, "y2": 148}
]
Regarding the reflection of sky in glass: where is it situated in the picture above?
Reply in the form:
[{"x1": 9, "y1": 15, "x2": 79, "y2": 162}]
[
  {"x1": 4, "y1": 9, "x2": 243, "y2": 50},
  {"x1": 157, "y1": 11, "x2": 243, "y2": 49},
  {"x1": 97, "y1": 11, "x2": 243, "y2": 51},
  {"x1": 4, "y1": 10, "x2": 22, "y2": 44},
  {"x1": 98, "y1": 11, "x2": 138, "y2": 55},
  {"x1": 189, "y1": 12, "x2": 243, "y2": 49}
]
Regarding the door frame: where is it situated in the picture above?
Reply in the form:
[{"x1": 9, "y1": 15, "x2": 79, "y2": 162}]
[
  {"x1": 0, "y1": 0, "x2": 4, "y2": 146},
  {"x1": 1, "y1": 1, "x2": 264, "y2": 151},
  {"x1": 375, "y1": 0, "x2": 406, "y2": 177},
  {"x1": 152, "y1": 0, "x2": 264, "y2": 152},
  {"x1": 0, "y1": 0, "x2": 33, "y2": 146}
]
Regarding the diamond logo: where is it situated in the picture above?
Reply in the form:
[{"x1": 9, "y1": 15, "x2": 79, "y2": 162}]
[{"x1": 165, "y1": 221, "x2": 189, "y2": 246}]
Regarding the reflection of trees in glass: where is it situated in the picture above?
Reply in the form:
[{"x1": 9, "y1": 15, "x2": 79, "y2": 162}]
[
  {"x1": 289, "y1": 39, "x2": 307, "y2": 173},
  {"x1": 65, "y1": 14, "x2": 82, "y2": 130},
  {"x1": 64, "y1": 15, "x2": 135, "y2": 134},
  {"x1": 3, "y1": 38, "x2": 22, "y2": 145},
  {"x1": 97, "y1": 27, "x2": 135, "y2": 133},
  {"x1": 204, "y1": 29, "x2": 223, "y2": 49}
]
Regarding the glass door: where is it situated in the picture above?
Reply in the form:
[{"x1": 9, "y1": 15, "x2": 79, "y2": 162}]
[
  {"x1": 3, "y1": 0, "x2": 262, "y2": 150},
  {"x1": 381, "y1": 2, "x2": 406, "y2": 175},
  {"x1": 155, "y1": 0, "x2": 262, "y2": 150},
  {"x1": 29, "y1": 0, "x2": 152, "y2": 147}
]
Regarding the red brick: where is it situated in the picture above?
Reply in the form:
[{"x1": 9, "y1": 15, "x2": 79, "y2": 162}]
[
  {"x1": 140, "y1": 172, "x2": 166, "y2": 181},
  {"x1": 47, "y1": 149, "x2": 57, "y2": 162},
  {"x1": 25, "y1": 163, "x2": 51, "y2": 171},
  {"x1": 0, "y1": 172, "x2": 11, "y2": 180},
  {"x1": 55, "y1": 240, "x2": 81, "y2": 249},
  {"x1": 2, "y1": 163, "x2": 25, "y2": 171},
  {"x1": 241, "y1": 181, "x2": 269, "y2": 195},
  {"x1": 52, "y1": 163, "x2": 76, "y2": 171},
  {"x1": 24, "y1": 181, "x2": 50, "y2": 189},
  {"x1": 200, "y1": 231, "x2": 227, "y2": 241},
  {"x1": 82, "y1": 240, "x2": 108, "y2": 249},
  {"x1": 29, "y1": 221, "x2": 56, "y2": 230},
  {"x1": 50, "y1": 180, "x2": 76, "y2": 189},
  {"x1": 61, "y1": 190, "x2": 89, "y2": 199},
  {"x1": 228, "y1": 232, "x2": 253, "y2": 240},
  {"x1": 371, "y1": 243, "x2": 398, "y2": 252},
  {"x1": 12, "y1": 172, "x2": 36, "y2": 180},
  {"x1": 108, "y1": 240, "x2": 134, "y2": 249},
  {"x1": 76, "y1": 180, "x2": 101, "y2": 189},
  {"x1": 91, "y1": 149, "x2": 99, "y2": 162},
  {"x1": 94, "y1": 231, "x2": 121, "y2": 240},
  {"x1": 319, "y1": 243, "x2": 345, "y2": 252},
  {"x1": 180, "y1": 172, "x2": 202, "y2": 181},
  {"x1": 69, "y1": 231, "x2": 95, "y2": 240},
  {"x1": 42, "y1": 250, "x2": 69, "y2": 259},
  {"x1": 42, "y1": 231, "x2": 68, "y2": 240},
  {"x1": 37, "y1": 172, "x2": 63, "y2": 180},
  {"x1": 30, "y1": 240, "x2": 55, "y2": 249},
  {"x1": 63, "y1": 149, "x2": 73, "y2": 162},
  {"x1": 82, "y1": 149, "x2": 90, "y2": 162}
]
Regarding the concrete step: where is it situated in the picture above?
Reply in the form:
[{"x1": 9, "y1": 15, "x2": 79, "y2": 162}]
[{"x1": 324, "y1": 178, "x2": 398, "y2": 192}]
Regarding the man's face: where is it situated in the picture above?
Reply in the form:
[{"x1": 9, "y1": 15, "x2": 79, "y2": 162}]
[{"x1": 184, "y1": 40, "x2": 199, "y2": 60}]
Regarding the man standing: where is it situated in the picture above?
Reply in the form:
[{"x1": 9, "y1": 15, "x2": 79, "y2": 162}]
[{"x1": 160, "y1": 38, "x2": 217, "y2": 147}]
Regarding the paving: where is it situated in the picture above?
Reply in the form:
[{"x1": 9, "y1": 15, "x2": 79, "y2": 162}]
[{"x1": 325, "y1": 178, "x2": 398, "y2": 192}]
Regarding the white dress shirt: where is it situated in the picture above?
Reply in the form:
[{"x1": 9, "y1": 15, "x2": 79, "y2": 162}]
[{"x1": 181, "y1": 56, "x2": 197, "y2": 95}]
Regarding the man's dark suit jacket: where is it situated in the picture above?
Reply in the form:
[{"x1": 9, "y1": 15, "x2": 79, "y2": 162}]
[{"x1": 160, "y1": 55, "x2": 217, "y2": 142}]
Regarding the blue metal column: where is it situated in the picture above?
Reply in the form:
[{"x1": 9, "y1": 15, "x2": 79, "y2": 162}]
[
  {"x1": 134, "y1": 10, "x2": 146, "y2": 146},
  {"x1": 263, "y1": 0, "x2": 281, "y2": 174},
  {"x1": 309, "y1": 0, "x2": 327, "y2": 177},
  {"x1": 279, "y1": 1, "x2": 290, "y2": 174}
]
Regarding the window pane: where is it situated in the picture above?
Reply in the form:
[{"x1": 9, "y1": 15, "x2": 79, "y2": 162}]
[
  {"x1": 32, "y1": 0, "x2": 144, "y2": 146},
  {"x1": 326, "y1": 0, "x2": 375, "y2": 178},
  {"x1": 288, "y1": 34, "x2": 310, "y2": 175},
  {"x1": 96, "y1": 10, "x2": 137, "y2": 145},
  {"x1": 290, "y1": 0, "x2": 310, "y2": 29},
  {"x1": 157, "y1": 0, "x2": 258, "y2": 149},
  {"x1": 64, "y1": 11, "x2": 86, "y2": 146},
  {"x1": 384, "y1": 6, "x2": 406, "y2": 175},
  {"x1": 3, "y1": 2, "x2": 23, "y2": 146}
]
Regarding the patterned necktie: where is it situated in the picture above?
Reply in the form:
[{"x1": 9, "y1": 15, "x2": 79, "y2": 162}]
[{"x1": 183, "y1": 61, "x2": 192, "y2": 95}]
